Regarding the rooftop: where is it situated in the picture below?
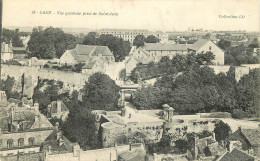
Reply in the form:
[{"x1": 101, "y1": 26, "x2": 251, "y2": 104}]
[
  {"x1": 143, "y1": 43, "x2": 191, "y2": 51},
  {"x1": 188, "y1": 39, "x2": 210, "y2": 51},
  {"x1": 218, "y1": 148, "x2": 254, "y2": 161}
]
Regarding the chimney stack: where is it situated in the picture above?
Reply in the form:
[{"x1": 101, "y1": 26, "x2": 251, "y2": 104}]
[
  {"x1": 129, "y1": 143, "x2": 132, "y2": 151},
  {"x1": 34, "y1": 102, "x2": 39, "y2": 114},
  {"x1": 34, "y1": 115, "x2": 40, "y2": 128},
  {"x1": 121, "y1": 108, "x2": 126, "y2": 117},
  {"x1": 73, "y1": 144, "x2": 80, "y2": 157}
]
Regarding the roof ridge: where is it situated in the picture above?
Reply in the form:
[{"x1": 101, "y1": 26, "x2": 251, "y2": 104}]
[{"x1": 89, "y1": 46, "x2": 97, "y2": 57}]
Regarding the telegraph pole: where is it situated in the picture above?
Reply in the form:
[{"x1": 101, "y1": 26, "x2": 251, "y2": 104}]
[{"x1": 0, "y1": 0, "x2": 2, "y2": 80}]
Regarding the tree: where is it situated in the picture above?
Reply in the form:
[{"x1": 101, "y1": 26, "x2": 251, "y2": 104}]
[
  {"x1": 2, "y1": 28, "x2": 24, "y2": 47},
  {"x1": 82, "y1": 32, "x2": 98, "y2": 45},
  {"x1": 132, "y1": 85, "x2": 162, "y2": 109},
  {"x1": 33, "y1": 79, "x2": 66, "y2": 114},
  {"x1": 175, "y1": 139, "x2": 189, "y2": 153},
  {"x1": 133, "y1": 35, "x2": 145, "y2": 48},
  {"x1": 214, "y1": 121, "x2": 231, "y2": 142},
  {"x1": 62, "y1": 107, "x2": 98, "y2": 150},
  {"x1": 27, "y1": 27, "x2": 79, "y2": 59},
  {"x1": 145, "y1": 35, "x2": 159, "y2": 43},
  {"x1": 195, "y1": 51, "x2": 215, "y2": 65},
  {"x1": 235, "y1": 69, "x2": 260, "y2": 117},
  {"x1": 0, "y1": 76, "x2": 20, "y2": 99},
  {"x1": 217, "y1": 39, "x2": 231, "y2": 51},
  {"x1": 82, "y1": 33, "x2": 131, "y2": 62},
  {"x1": 82, "y1": 73, "x2": 120, "y2": 111}
]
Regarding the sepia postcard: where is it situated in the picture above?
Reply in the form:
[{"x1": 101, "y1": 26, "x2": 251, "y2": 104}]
[{"x1": 0, "y1": 0, "x2": 259, "y2": 161}]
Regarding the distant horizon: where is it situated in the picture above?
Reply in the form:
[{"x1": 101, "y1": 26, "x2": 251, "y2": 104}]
[{"x1": 3, "y1": 25, "x2": 259, "y2": 34}]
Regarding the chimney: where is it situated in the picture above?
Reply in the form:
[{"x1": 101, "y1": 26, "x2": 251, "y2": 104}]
[
  {"x1": 4, "y1": 43, "x2": 8, "y2": 52},
  {"x1": 34, "y1": 102, "x2": 39, "y2": 114},
  {"x1": 58, "y1": 137, "x2": 64, "y2": 146},
  {"x1": 57, "y1": 130, "x2": 62, "y2": 140},
  {"x1": 228, "y1": 141, "x2": 234, "y2": 152},
  {"x1": 73, "y1": 144, "x2": 80, "y2": 157},
  {"x1": 212, "y1": 132, "x2": 216, "y2": 141},
  {"x1": 121, "y1": 108, "x2": 126, "y2": 117},
  {"x1": 55, "y1": 122, "x2": 59, "y2": 130},
  {"x1": 57, "y1": 101, "x2": 62, "y2": 117},
  {"x1": 238, "y1": 126, "x2": 242, "y2": 132},
  {"x1": 9, "y1": 39, "x2": 12, "y2": 48},
  {"x1": 34, "y1": 115, "x2": 40, "y2": 127}
]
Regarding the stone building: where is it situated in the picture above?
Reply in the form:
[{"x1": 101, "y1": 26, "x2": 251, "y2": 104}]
[
  {"x1": 97, "y1": 107, "x2": 164, "y2": 148},
  {"x1": 228, "y1": 126, "x2": 260, "y2": 157},
  {"x1": 81, "y1": 59, "x2": 105, "y2": 75},
  {"x1": 59, "y1": 44, "x2": 115, "y2": 66},
  {"x1": 100, "y1": 28, "x2": 150, "y2": 44},
  {"x1": 1, "y1": 42, "x2": 14, "y2": 62},
  {"x1": 0, "y1": 91, "x2": 54, "y2": 157},
  {"x1": 142, "y1": 43, "x2": 191, "y2": 61},
  {"x1": 188, "y1": 39, "x2": 225, "y2": 65}
]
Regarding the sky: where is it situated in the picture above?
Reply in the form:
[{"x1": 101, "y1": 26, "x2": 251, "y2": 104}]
[{"x1": 2, "y1": 0, "x2": 260, "y2": 32}]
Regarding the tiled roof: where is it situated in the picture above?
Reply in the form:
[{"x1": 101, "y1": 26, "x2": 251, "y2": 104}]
[
  {"x1": 11, "y1": 47, "x2": 27, "y2": 51},
  {"x1": 43, "y1": 129, "x2": 74, "y2": 154},
  {"x1": 118, "y1": 149, "x2": 146, "y2": 161},
  {"x1": 218, "y1": 149, "x2": 254, "y2": 161},
  {"x1": 67, "y1": 49, "x2": 79, "y2": 60},
  {"x1": 65, "y1": 44, "x2": 113, "y2": 63},
  {"x1": 8, "y1": 98, "x2": 20, "y2": 104},
  {"x1": 75, "y1": 44, "x2": 113, "y2": 56},
  {"x1": 82, "y1": 61, "x2": 97, "y2": 69},
  {"x1": 207, "y1": 142, "x2": 226, "y2": 156},
  {"x1": 241, "y1": 128, "x2": 260, "y2": 146},
  {"x1": 0, "y1": 152, "x2": 45, "y2": 161},
  {"x1": 188, "y1": 39, "x2": 210, "y2": 51},
  {"x1": 143, "y1": 43, "x2": 191, "y2": 51}
]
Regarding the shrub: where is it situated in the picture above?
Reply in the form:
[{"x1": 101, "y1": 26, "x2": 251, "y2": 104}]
[{"x1": 232, "y1": 109, "x2": 246, "y2": 119}]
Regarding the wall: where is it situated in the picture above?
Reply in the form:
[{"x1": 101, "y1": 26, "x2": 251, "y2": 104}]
[
  {"x1": 207, "y1": 65, "x2": 230, "y2": 75},
  {"x1": 1, "y1": 65, "x2": 90, "y2": 97},
  {"x1": 1, "y1": 53, "x2": 13, "y2": 62},
  {"x1": 234, "y1": 66, "x2": 250, "y2": 82}
]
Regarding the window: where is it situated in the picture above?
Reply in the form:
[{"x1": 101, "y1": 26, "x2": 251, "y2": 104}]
[
  {"x1": 28, "y1": 137, "x2": 35, "y2": 146},
  {"x1": 18, "y1": 138, "x2": 24, "y2": 147},
  {"x1": 209, "y1": 46, "x2": 211, "y2": 50},
  {"x1": 7, "y1": 139, "x2": 13, "y2": 148}
]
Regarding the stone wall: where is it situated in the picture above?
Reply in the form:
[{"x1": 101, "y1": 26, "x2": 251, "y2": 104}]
[{"x1": 1, "y1": 65, "x2": 90, "y2": 98}]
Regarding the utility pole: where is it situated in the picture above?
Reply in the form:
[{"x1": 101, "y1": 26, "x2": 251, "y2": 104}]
[{"x1": 0, "y1": 0, "x2": 2, "y2": 80}]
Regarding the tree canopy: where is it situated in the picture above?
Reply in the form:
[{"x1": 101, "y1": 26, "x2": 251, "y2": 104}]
[
  {"x1": 27, "y1": 27, "x2": 81, "y2": 59},
  {"x1": 145, "y1": 35, "x2": 160, "y2": 43},
  {"x1": 133, "y1": 35, "x2": 145, "y2": 48},
  {"x1": 82, "y1": 33, "x2": 131, "y2": 62},
  {"x1": 130, "y1": 52, "x2": 260, "y2": 117},
  {"x1": 82, "y1": 72, "x2": 120, "y2": 111},
  {"x1": 2, "y1": 28, "x2": 25, "y2": 47}
]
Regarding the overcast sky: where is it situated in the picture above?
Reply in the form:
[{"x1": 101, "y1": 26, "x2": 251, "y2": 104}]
[{"x1": 3, "y1": 0, "x2": 260, "y2": 31}]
